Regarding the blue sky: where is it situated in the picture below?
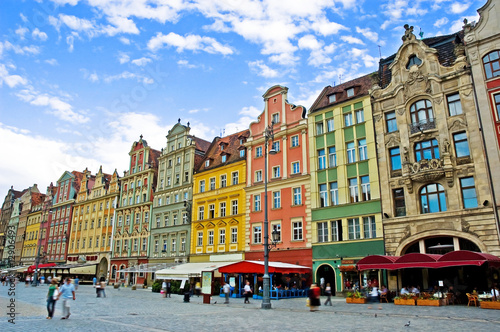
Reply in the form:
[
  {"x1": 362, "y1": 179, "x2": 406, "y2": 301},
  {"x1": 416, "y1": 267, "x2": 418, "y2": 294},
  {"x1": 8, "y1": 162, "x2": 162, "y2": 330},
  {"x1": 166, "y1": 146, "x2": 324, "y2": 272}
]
[{"x1": 0, "y1": 0, "x2": 482, "y2": 197}]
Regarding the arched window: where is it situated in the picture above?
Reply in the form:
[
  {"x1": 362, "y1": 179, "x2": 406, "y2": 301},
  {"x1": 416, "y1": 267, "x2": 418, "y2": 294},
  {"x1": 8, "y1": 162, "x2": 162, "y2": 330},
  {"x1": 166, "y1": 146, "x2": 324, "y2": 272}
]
[
  {"x1": 406, "y1": 55, "x2": 422, "y2": 69},
  {"x1": 420, "y1": 183, "x2": 446, "y2": 213},
  {"x1": 483, "y1": 50, "x2": 500, "y2": 79},
  {"x1": 410, "y1": 99, "x2": 434, "y2": 125},
  {"x1": 415, "y1": 139, "x2": 440, "y2": 161}
]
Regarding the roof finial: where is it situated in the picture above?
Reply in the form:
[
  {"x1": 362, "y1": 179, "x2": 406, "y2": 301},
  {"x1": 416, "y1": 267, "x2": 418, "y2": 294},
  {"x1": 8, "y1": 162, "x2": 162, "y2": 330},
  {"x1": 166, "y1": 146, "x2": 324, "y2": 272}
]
[
  {"x1": 140, "y1": 134, "x2": 143, "y2": 140},
  {"x1": 178, "y1": 118, "x2": 181, "y2": 123}
]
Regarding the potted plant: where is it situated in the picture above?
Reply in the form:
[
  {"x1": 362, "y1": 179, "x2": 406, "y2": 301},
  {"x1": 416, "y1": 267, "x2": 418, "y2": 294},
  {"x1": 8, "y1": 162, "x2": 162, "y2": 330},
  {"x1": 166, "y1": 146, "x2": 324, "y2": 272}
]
[
  {"x1": 394, "y1": 293, "x2": 416, "y2": 305},
  {"x1": 480, "y1": 299, "x2": 500, "y2": 310},
  {"x1": 416, "y1": 292, "x2": 443, "y2": 306},
  {"x1": 346, "y1": 291, "x2": 367, "y2": 304}
]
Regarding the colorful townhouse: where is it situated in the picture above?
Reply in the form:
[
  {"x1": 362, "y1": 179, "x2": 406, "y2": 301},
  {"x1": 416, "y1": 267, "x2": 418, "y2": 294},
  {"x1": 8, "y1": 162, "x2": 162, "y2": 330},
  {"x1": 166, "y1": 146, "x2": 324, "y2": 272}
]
[
  {"x1": 191, "y1": 130, "x2": 249, "y2": 263},
  {"x1": 111, "y1": 136, "x2": 159, "y2": 286},
  {"x1": 14, "y1": 184, "x2": 40, "y2": 265},
  {"x1": 68, "y1": 167, "x2": 119, "y2": 280},
  {"x1": 245, "y1": 85, "x2": 312, "y2": 268},
  {"x1": 0, "y1": 187, "x2": 26, "y2": 266},
  {"x1": 21, "y1": 193, "x2": 45, "y2": 266},
  {"x1": 38, "y1": 184, "x2": 57, "y2": 268},
  {"x1": 464, "y1": 0, "x2": 500, "y2": 223},
  {"x1": 370, "y1": 25, "x2": 500, "y2": 290},
  {"x1": 150, "y1": 121, "x2": 210, "y2": 280},
  {"x1": 2, "y1": 196, "x2": 22, "y2": 267},
  {"x1": 308, "y1": 74, "x2": 384, "y2": 294},
  {"x1": 48, "y1": 171, "x2": 84, "y2": 264}
]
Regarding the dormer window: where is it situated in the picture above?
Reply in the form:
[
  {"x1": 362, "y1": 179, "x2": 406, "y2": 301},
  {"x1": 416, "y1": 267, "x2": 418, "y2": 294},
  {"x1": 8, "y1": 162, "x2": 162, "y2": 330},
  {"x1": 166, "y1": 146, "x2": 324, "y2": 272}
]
[
  {"x1": 222, "y1": 155, "x2": 227, "y2": 163},
  {"x1": 406, "y1": 55, "x2": 422, "y2": 69},
  {"x1": 328, "y1": 94, "x2": 336, "y2": 103},
  {"x1": 346, "y1": 88, "x2": 355, "y2": 98},
  {"x1": 205, "y1": 160, "x2": 210, "y2": 167},
  {"x1": 220, "y1": 145, "x2": 224, "y2": 151}
]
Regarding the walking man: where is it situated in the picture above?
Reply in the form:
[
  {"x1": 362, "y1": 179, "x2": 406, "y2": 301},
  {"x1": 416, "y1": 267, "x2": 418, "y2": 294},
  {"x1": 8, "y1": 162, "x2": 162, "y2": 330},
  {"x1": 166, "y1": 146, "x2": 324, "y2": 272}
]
[
  {"x1": 243, "y1": 281, "x2": 252, "y2": 304},
  {"x1": 74, "y1": 276, "x2": 79, "y2": 290},
  {"x1": 223, "y1": 281, "x2": 231, "y2": 304},
  {"x1": 58, "y1": 277, "x2": 76, "y2": 319}
]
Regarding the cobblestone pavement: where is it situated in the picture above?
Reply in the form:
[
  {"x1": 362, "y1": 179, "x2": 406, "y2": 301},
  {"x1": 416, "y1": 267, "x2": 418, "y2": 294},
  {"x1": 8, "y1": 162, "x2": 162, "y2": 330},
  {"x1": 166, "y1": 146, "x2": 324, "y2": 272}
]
[{"x1": 1, "y1": 284, "x2": 499, "y2": 332}]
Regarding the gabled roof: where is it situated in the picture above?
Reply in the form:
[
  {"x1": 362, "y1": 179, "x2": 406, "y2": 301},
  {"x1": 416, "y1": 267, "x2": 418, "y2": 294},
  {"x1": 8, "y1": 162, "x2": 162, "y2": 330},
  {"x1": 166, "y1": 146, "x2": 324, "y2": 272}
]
[
  {"x1": 189, "y1": 135, "x2": 211, "y2": 153},
  {"x1": 309, "y1": 73, "x2": 374, "y2": 114}
]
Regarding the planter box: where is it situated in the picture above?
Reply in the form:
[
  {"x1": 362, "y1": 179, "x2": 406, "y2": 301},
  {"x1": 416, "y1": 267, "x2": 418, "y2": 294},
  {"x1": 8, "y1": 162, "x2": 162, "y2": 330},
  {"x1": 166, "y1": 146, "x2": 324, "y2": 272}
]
[
  {"x1": 480, "y1": 301, "x2": 500, "y2": 310},
  {"x1": 346, "y1": 297, "x2": 367, "y2": 304},
  {"x1": 394, "y1": 298, "x2": 415, "y2": 306},
  {"x1": 417, "y1": 299, "x2": 443, "y2": 306}
]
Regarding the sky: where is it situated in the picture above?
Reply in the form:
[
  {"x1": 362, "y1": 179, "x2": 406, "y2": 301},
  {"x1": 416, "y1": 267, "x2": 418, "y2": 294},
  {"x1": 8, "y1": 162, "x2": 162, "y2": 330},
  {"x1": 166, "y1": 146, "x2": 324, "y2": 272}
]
[{"x1": 0, "y1": 0, "x2": 483, "y2": 198}]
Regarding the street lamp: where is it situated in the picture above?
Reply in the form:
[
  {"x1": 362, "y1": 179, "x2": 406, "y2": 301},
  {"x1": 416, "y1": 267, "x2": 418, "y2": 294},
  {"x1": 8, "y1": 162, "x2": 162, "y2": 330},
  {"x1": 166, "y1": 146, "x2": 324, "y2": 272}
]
[{"x1": 262, "y1": 121, "x2": 277, "y2": 309}]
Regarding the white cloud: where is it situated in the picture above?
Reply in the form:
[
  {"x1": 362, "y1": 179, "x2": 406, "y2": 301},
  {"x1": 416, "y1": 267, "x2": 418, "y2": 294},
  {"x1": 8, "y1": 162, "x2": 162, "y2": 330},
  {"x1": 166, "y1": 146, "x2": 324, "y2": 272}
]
[
  {"x1": 147, "y1": 32, "x2": 233, "y2": 55},
  {"x1": 341, "y1": 35, "x2": 365, "y2": 45},
  {"x1": 45, "y1": 58, "x2": 59, "y2": 66},
  {"x1": 177, "y1": 60, "x2": 197, "y2": 69},
  {"x1": 248, "y1": 60, "x2": 279, "y2": 78},
  {"x1": 434, "y1": 17, "x2": 449, "y2": 28},
  {"x1": 0, "y1": 64, "x2": 28, "y2": 88},
  {"x1": 223, "y1": 106, "x2": 261, "y2": 135},
  {"x1": 1, "y1": 41, "x2": 40, "y2": 55},
  {"x1": 450, "y1": 2, "x2": 470, "y2": 14},
  {"x1": 66, "y1": 34, "x2": 75, "y2": 52},
  {"x1": 51, "y1": 0, "x2": 80, "y2": 5},
  {"x1": 58, "y1": 14, "x2": 95, "y2": 33},
  {"x1": 119, "y1": 37, "x2": 131, "y2": 45},
  {"x1": 131, "y1": 57, "x2": 151, "y2": 66},
  {"x1": 118, "y1": 52, "x2": 130, "y2": 64},
  {"x1": 32, "y1": 28, "x2": 48, "y2": 41},
  {"x1": 15, "y1": 27, "x2": 29, "y2": 39},
  {"x1": 449, "y1": 14, "x2": 479, "y2": 32},
  {"x1": 349, "y1": 48, "x2": 378, "y2": 67},
  {"x1": 102, "y1": 71, "x2": 154, "y2": 84},
  {"x1": 356, "y1": 27, "x2": 379, "y2": 43}
]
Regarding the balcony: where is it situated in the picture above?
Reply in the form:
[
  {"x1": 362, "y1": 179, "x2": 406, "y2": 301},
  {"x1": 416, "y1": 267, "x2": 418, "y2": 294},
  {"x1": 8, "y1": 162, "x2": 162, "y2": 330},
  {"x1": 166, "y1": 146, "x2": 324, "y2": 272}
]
[{"x1": 410, "y1": 118, "x2": 436, "y2": 135}]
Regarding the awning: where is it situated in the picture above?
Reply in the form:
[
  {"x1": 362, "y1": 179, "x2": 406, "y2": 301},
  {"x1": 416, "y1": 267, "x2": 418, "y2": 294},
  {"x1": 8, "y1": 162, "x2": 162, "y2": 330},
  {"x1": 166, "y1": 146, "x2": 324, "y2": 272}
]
[
  {"x1": 116, "y1": 263, "x2": 178, "y2": 273},
  {"x1": 394, "y1": 253, "x2": 441, "y2": 269},
  {"x1": 156, "y1": 261, "x2": 237, "y2": 280},
  {"x1": 7, "y1": 266, "x2": 29, "y2": 273},
  {"x1": 218, "y1": 260, "x2": 311, "y2": 274},
  {"x1": 357, "y1": 255, "x2": 399, "y2": 271},
  {"x1": 69, "y1": 264, "x2": 97, "y2": 275},
  {"x1": 436, "y1": 250, "x2": 500, "y2": 268},
  {"x1": 27, "y1": 263, "x2": 57, "y2": 273}
]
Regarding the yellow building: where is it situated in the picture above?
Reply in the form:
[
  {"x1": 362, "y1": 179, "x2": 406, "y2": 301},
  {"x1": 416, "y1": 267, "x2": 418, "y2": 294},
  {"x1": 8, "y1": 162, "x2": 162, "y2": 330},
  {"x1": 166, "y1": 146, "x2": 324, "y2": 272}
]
[
  {"x1": 21, "y1": 194, "x2": 45, "y2": 266},
  {"x1": 68, "y1": 167, "x2": 120, "y2": 279},
  {"x1": 190, "y1": 130, "x2": 249, "y2": 263}
]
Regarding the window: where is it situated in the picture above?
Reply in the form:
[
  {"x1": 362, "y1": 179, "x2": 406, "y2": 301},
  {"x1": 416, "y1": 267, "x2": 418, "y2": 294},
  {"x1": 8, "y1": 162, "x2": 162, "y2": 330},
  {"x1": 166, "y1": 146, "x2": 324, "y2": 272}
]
[
  {"x1": 319, "y1": 184, "x2": 328, "y2": 207},
  {"x1": 221, "y1": 155, "x2": 227, "y2": 163},
  {"x1": 292, "y1": 161, "x2": 300, "y2": 174},
  {"x1": 198, "y1": 206, "x2": 205, "y2": 220},
  {"x1": 316, "y1": 122, "x2": 324, "y2": 135},
  {"x1": 232, "y1": 172, "x2": 239, "y2": 185},
  {"x1": 273, "y1": 191, "x2": 281, "y2": 209},
  {"x1": 272, "y1": 141, "x2": 280, "y2": 152},
  {"x1": 347, "y1": 142, "x2": 356, "y2": 163},
  {"x1": 331, "y1": 220, "x2": 342, "y2": 242},
  {"x1": 181, "y1": 237, "x2": 186, "y2": 251},
  {"x1": 209, "y1": 178, "x2": 215, "y2": 190},
  {"x1": 460, "y1": 177, "x2": 478, "y2": 209},
  {"x1": 220, "y1": 202, "x2": 226, "y2": 217},
  {"x1": 420, "y1": 183, "x2": 447, "y2": 213},
  {"x1": 239, "y1": 149, "x2": 245, "y2": 158},
  {"x1": 253, "y1": 226, "x2": 262, "y2": 244},
  {"x1": 197, "y1": 232, "x2": 203, "y2": 246},
  {"x1": 453, "y1": 132, "x2": 470, "y2": 158},
  {"x1": 272, "y1": 112, "x2": 280, "y2": 124},
  {"x1": 329, "y1": 182, "x2": 338, "y2": 206},
  {"x1": 346, "y1": 87, "x2": 354, "y2": 97},
  {"x1": 293, "y1": 187, "x2": 302, "y2": 205},
  {"x1": 292, "y1": 221, "x2": 303, "y2": 240},
  {"x1": 328, "y1": 147, "x2": 336, "y2": 167},
  {"x1": 358, "y1": 139, "x2": 367, "y2": 161},
  {"x1": 256, "y1": 146, "x2": 263, "y2": 157},
  {"x1": 318, "y1": 222, "x2": 328, "y2": 243},
  {"x1": 133, "y1": 239, "x2": 138, "y2": 251},
  {"x1": 184, "y1": 171, "x2": 189, "y2": 182},
  {"x1": 144, "y1": 212, "x2": 149, "y2": 224},
  {"x1": 154, "y1": 240, "x2": 159, "y2": 252},
  {"x1": 167, "y1": 177, "x2": 171, "y2": 186},
  {"x1": 355, "y1": 109, "x2": 364, "y2": 123},
  {"x1": 327, "y1": 118, "x2": 334, "y2": 132},
  {"x1": 220, "y1": 144, "x2": 224, "y2": 151},
  {"x1": 156, "y1": 216, "x2": 161, "y2": 228},
  {"x1": 415, "y1": 139, "x2": 439, "y2": 161},
  {"x1": 348, "y1": 218, "x2": 361, "y2": 239},
  {"x1": 272, "y1": 166, "x2": 280, "y2": 178},
  {"x1": 208, "y1": 204, "x2": 215, "y2": 219},
  {"x1": 344, "y1": 113, "x2": 353, "y2": 127},
  {"x1": 361, "y1": 176, "x2": 371, "y2": 201},
  {"x1": 208, "y1": 230, "x2": 214, "y2": 245},
  {"x1": 231, "y1": 200, "x2": 238, "y2": 215},
  {"x1": 231, "y1": 228, "x2": 238, "y2": 243},
  {"x1": 328, "y1": 94, "x2": 336, "y2": 103},
  {"x1": 406, "y1": 55, "x2": 422, "y2": 69},
  {"x1": 410, "y1": 99, "x2": 434, "y2": 125},
  {"x1": 168, "y1": 159, "x2": 172, "y2": 167},
  {"x1": 363, "y1": 216, "x2": 376, "y2": 238},
  {"x1": 205, "y1": 160, "x2": 210, "y2": 167},
  {"x1": 393, "y1": 188, "x2": 406, "y2": 217},
  {"x1": 88, "y1": 237, "x2": 92, "y2": 248},
  {"x1": 118, "y1": 216, "x2": 122, "y2": 226},
  {"x1": 349, "y1": 178, "x2": 359, "y2": 203},
  {"x1": 171, "y1": 239, "x2": 176, "y2": 252},
  {"x1": 483, "y1": 50, "x2": 500, "y2": 79},
  {"x1": 173, "y1": 214, "x2": 178, "y2": 225},
  {"x1": 254, "y1": 195, "x2": 261, "y2": 211},
  {"x1": 389, "y1": 147, "x2": 402, "y2": 171},
  {"x1": 220, "y1": 174, "x2": 227, "y2": 188},
  {"x1": 291, "y1": 135, "x2": 299, "y2": 147},
  {"x1": 447, "y1": 93, "x2": 462, "y2": 116},
  {"x1": 255, "y1": 170, "x2": 262, "y2": 182},
  {"x1": 318, "y1": 149, "x2": 326, "y2": 169},
  {"x1": 219, "y1": 229, "x2": 226, "y2": 245},
  {"x1": 164, "y1": 215, "x2": 169, "y2": 226},
  {"x1": 175, "y1": 174, "x2": 180, "y2": 184},
  {"x1": 495, "y1": 94, "x2": 500, "y2": 120},
  {"x1": 135, "y1": 213, "x2": 140, "y2": 224},
  {"x1": 182, "y1": 213, "x2": 188, "y2": 224}
]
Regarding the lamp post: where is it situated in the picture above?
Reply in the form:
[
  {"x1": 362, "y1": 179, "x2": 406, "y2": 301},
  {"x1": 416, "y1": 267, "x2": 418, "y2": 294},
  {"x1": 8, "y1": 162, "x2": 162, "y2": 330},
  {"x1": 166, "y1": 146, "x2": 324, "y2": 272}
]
[{"x1": 262, "y1": 121, "x2": 278, "y2": 309}]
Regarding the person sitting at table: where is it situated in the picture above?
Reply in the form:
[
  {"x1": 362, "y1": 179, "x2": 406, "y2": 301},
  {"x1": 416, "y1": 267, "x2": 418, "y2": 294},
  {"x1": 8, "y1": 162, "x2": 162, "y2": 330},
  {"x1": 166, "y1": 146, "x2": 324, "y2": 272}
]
[
  {"x1": 472, "y1": 287, "x2": 478, "y2": 295},
  {"x1": 491, "y1": 284, "x2": 499, "y2": 300},
  {"x1": 411, "y1": 286, "x2": 420, "y2": 294},
  {"x1": 380, "y1": 285, "x2": 388, "y2": 295},
  {"x1": 400, "y1": 286, "x2": 409, "y2": 295}
]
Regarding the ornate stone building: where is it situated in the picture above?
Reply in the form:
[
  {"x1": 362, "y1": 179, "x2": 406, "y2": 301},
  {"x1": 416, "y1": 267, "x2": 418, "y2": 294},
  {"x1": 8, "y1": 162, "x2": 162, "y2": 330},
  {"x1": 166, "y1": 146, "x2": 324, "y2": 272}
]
[
  {"x1": 0, "y1": 187, "x2": 26, "y2": 266},
  {"x1": 370, "y1": 24, "x2": 500, "y2": 272}
]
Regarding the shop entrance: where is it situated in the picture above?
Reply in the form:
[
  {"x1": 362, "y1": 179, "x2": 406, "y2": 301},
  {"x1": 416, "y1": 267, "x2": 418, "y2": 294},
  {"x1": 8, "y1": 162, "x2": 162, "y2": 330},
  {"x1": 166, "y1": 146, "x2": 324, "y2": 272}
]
[{"x1": 316, "y1": 264, "x2": 335, "y2": 295}]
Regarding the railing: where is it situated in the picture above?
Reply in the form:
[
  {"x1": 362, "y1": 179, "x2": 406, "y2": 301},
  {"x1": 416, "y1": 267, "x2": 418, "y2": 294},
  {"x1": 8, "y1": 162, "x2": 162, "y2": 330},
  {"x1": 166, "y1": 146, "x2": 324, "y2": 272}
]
[{"x1": 410, "y1": 118, "x2": 436, "y2": 134}]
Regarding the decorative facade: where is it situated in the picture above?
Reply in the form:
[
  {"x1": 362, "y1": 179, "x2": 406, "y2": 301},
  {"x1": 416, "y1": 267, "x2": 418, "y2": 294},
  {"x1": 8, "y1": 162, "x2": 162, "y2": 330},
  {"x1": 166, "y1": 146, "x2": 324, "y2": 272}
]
[
  {"x1": 308, "y1": 74, "x2": 384, "y2": 294},
  {"x1": 38, "y1": 183, "x2": 57, "y2": 268},
  {"x1": 150, "y1": 121, "x2": 211, "y2": 273},
  {"x1": 21, "y1": 193, "x2": 45, "y2": 266},
  {"x1": 245, "y1": 85, "x2": 312, "y2": 267},
  {"x1": 14, "y1": 184, "x2": 40, "y2": 265},
  {"x1": 111, "y1": 136, "x2": 159, "y2": 286},
  {"x1": 191, "y1": 130, "x2": 249, "y2": 263},
  {"x1": 0, "y1": 187, "x2": 25, "y2": 266}
]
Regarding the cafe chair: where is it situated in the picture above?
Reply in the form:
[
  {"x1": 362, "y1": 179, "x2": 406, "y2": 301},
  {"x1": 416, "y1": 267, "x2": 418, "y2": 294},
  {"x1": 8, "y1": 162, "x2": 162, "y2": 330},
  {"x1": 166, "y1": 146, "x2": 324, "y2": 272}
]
[
  {"x1": 380, "y1": 293, "x2": 389, "y2": 303},
  {"x1": 466, "y1": 293, "x2": 478, "y2": 307}
]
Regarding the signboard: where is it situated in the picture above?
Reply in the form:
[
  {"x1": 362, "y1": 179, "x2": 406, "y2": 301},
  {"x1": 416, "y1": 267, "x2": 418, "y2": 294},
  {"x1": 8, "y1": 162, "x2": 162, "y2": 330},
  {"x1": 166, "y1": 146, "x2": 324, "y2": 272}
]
[
  {"x1": 229, "y1": 277, "x2": 236, "y2": 288},
  {"x1": 201, "y1": 271, "x2": 212, "y2": 294}
]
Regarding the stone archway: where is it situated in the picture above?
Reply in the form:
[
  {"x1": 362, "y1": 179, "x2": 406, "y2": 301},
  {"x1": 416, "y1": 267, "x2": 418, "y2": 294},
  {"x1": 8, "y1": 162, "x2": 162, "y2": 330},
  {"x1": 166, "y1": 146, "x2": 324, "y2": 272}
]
[
  {"x1": 315, "y1": 264, "x2": 336, "y2": 296},
  {"x1": 98, "y1": 257, "x2": 108, "y2": 280}
]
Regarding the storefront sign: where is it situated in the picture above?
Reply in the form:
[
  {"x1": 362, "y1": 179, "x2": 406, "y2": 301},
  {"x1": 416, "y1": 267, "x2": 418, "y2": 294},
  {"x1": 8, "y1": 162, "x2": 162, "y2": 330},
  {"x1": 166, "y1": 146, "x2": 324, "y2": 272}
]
[{"x1": 202, "y1": 271, "x2": 212, "y2": 294}]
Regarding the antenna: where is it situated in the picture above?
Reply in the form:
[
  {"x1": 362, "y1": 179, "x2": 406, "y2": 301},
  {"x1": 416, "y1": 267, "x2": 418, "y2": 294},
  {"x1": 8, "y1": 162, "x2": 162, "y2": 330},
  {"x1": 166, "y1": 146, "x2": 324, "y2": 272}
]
[
  {"x1": 338, "y1": 74, "x2": 343, "y2": 84},
  {"x1": 378, "y1": 45, "x2": 382, "y2": 59}
]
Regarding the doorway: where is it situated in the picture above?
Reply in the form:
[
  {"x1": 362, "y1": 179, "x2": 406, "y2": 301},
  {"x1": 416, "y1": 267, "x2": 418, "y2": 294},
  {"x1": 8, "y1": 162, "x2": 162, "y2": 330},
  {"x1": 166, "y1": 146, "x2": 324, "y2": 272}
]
[{"x1": 316, "y1": 264, "x2": 336, "y2": 295}]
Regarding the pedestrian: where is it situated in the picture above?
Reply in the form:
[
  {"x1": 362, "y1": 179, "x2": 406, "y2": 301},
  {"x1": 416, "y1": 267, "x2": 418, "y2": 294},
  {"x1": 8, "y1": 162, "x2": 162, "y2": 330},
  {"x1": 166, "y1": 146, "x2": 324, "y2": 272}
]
[
  {"x1": 195, "y1": 281, "x2": 201, "y2": 297},
  {"x1": 324, "y1": 283, "x2": 332, "y2": 306},
  {"x1": 223, "y1": 281, "x2": 231, "y2": 304},
  {"x1": 40, "y1": 275, "x2": 45, "y2": 285},
  {"x1": 58, "y1": 277, "x2": 76, "y2": 320},
  {"x1": 243, "y1": 281, "x2": 252, "y2": 304},
  {"x1": 92, "y1": 276, "x2": 97, "y2": 286},
  {"x1": 74, "y1": 276, "x2": 79, "y2": 290},
  {"x1": 47, "y1": 275, "x2": 52, "y2": 285},
  {"x1": 162, "y1": 280, "x2": 167, "y2": 297},
  {"x1": 308, "y1": 283, "x2": 321, "y2": 312},
  {"x1": 25, "y1": 275, "x2": 30, "y2": 287},
  {"x1": 99, "y1": 278, "x2": 106, "y2": 298},
  {"x1": 166, "y1": 280, "x2": 171, "y2": 298},
  {"x1": 46, "y1": 278, "x2": 59, "y2": 319}
]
